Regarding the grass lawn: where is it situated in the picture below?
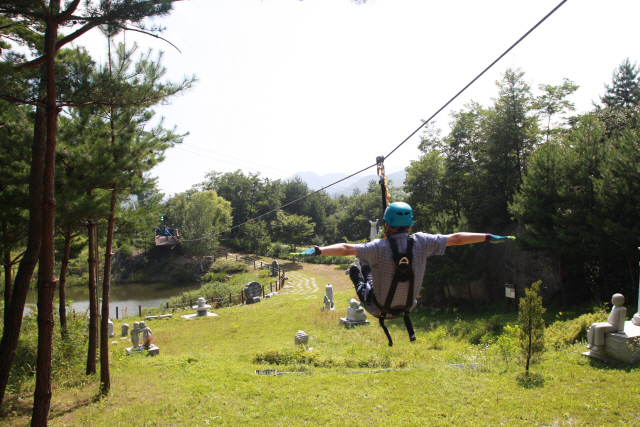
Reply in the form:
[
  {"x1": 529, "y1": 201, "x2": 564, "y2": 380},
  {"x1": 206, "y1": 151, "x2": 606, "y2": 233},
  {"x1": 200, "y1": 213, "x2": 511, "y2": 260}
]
[{"x1": 2, "y1": 261, "x2": 640, "y2": 426}]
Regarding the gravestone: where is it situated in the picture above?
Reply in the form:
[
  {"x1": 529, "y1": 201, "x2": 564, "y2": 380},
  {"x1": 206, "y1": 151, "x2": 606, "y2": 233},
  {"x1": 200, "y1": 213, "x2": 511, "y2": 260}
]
[
  {"x1": 245, "y1": 281, "x2": 262, "y2": 304},
  {"x1": 121, "y1": 323, "x2": 129, "y2": 338},
  {"x1": 108, "y1": 318, "x2": 114, "y2": 338},
  {"x1": 323, "y1": 284, "x2": 335, "y2": 311},
  {"x1": 295, "y1": 330, "x2": 309, "y2": 347},
  {"x1": 271, "y1": 260, "x2": 279, "y2": 277}
]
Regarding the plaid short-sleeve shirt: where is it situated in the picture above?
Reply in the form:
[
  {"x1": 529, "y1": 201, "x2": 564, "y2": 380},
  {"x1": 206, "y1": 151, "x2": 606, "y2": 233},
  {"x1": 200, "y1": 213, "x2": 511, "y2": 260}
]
[{"x1": 355, "y1": 232, "x2": 447, "y2": 315}]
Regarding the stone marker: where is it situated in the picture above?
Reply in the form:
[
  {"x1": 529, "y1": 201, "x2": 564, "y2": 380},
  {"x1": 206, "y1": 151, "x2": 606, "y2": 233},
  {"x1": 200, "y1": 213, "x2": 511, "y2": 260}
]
[
  {"x1": 295, "y1": 330, "x2": 309, "y2": 347},
  {"x1": 181, "y1": 297, "x2": 218, "y2": 320},
  {"x1": 121, "y1": 323, "x2": 129, "y2": 338},
  {"x1": 340, "y1": 299, "x2": 370, "y2": 327},
  {"x1": 108, "y1": 318, "x2": 114, "y2": 338},
  {"x1": 583, "y1": 293, "x2": 640, "y2": 364},
  {"x1": 271, "y1": 260, "x2": 279, "y2": 277},
  {"x1": 245, "y1": 281, "x2": 262, "y2": 304},
  {"x1": 323, "y1": 284, "x2": 335, "y2": 311}
]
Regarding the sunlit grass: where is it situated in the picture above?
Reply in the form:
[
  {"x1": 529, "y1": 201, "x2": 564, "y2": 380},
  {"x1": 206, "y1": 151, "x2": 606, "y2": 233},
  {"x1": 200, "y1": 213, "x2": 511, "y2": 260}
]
[{"x1": 2, "y1": 267, "x2": 640, "y2": 426}]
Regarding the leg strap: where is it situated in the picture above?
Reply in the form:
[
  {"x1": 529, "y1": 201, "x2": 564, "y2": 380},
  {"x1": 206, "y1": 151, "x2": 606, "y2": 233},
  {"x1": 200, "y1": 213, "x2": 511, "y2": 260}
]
[
  {"x1": 379, "y1": 317, "x2": 393, "y2": 347},
  {"x1": 403, "y1": 314, "x2": 416, "y2": 342}
]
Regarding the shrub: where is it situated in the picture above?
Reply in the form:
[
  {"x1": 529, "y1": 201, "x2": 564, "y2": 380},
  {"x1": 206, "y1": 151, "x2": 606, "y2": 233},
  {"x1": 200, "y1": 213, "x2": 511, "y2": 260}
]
[
  {"x1": 117, "y1": 242, "x2": 133, "y2": 259},
  {"x1": 201, "y1": 272, "x2": 227, "y2": 283},
  {"x1": 489, "y1": 324, "x2": 520, "y2": 367},
  {"x1": 209, "y1": 260, "x2": 248, "y2": 274},
  {"x1": 546, "y1": 307, "x2": 608, "y2": 348}
]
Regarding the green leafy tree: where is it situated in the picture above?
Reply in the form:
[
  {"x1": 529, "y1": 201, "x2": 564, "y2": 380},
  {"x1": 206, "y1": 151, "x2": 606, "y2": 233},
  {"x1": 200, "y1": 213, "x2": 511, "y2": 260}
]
[
  {"x1": 271, "y1": 211, "x2": 315, "y2": 250},
  {"x1": 533, "y1": 78, "x2": 579, "y2": 144},
  {"x1": 600, "y1": 58, "x2": 640, "y2": 108},
  {"x1": 518, "y1": 280, "x2": 546, "y2": 374},
  {"x1": 241, "y1": 220, "x2": 271, "y2": 255},
  {"x1": 180, "y1": 191, "x2": 232, "y2": 257},
  {"x1": 199, "y1": 170, "x2": 283, "y2": 236}
]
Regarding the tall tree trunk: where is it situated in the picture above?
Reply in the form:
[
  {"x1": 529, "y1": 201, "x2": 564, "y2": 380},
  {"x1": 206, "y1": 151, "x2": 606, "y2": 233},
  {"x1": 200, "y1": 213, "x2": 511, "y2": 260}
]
[
  {"x1": 99, "y1": 185, "x2": 117, "y2": 395},
  {"x1": 0, "y1": 105, "x2": 46, "y2": 405},
  {"x1": 31, "y1": 15, "x2": 60, "y2": 425},
  {"x1": 2, "y1": 221, "x2": 11, "y2": 323},
  {"x1": 86, "y1": 220, "x2": 98, "y2": 375},
  {"x1": 58, "y1": 226, "x2": 73, "y2": 338}
]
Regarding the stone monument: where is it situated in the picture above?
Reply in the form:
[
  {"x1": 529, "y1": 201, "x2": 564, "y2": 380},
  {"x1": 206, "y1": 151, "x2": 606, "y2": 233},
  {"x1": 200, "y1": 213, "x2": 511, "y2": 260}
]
[
  {"x1": 369, "y1": 219, "x2": 378, "y2": 240},
  {"x1": 126, "y1": 320, "x2": 159, "y2": 355},
  {"x1": 271, "y1": 260, "x2": 279, "y2": 277},
  {"x1": 340, "y1": 299, "x2": 370, "y2": 327},
  {"x1": 583, "y1": 293, "x2": 640, "y2": 364},
  {"x1": 245, "y1": 281, "x2": 262, "y2": 304},
  {"x1": 121, "y1": 323, "x2": 129, "y2": 338},
  {"x1": 182, "y1": 297, "x2": 219, "y2": 319},
  {"x1": 323, "y1": 284, "x2": 335, "y2": 311},
  {"x1": 108, "y1": 318, "x2": 114, "y2": 338},
  {"x1": 295, "y1": 330, "x2": 309, "y2": 347}
]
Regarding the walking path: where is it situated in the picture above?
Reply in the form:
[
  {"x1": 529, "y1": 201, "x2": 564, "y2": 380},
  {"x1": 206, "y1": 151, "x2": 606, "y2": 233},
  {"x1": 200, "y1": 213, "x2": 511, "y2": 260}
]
[{"x1": 284, "y1": 270, "x2": 320, "y2": 299}]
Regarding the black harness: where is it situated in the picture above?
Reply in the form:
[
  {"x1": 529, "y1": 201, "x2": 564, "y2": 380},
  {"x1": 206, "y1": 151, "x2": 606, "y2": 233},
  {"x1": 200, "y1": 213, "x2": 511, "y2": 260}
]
[{"x1": 371, "y1": 235, "x2": 417, "y2": 346}]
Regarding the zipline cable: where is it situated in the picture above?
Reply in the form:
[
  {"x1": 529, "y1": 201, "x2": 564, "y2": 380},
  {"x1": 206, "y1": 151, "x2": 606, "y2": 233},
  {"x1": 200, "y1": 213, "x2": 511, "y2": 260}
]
[
  {"x1": 178, "y1": 0, "x2": 568, "y2": 243},
  {"x1": 383, "y1": 0, "x2": 568, "y2": 161}
]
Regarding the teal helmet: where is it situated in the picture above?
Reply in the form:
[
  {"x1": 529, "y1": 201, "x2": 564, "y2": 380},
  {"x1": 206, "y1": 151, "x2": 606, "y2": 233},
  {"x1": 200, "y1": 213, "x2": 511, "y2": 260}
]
[{"x1": 384, "y1": 202, "x2": 414, "y2": 227}]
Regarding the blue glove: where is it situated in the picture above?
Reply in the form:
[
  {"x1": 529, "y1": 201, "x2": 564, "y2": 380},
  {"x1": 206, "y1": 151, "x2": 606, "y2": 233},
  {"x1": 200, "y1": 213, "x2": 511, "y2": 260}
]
[
  {"x1": 290, "y1": 247, "x2": 316, "y2": 256},
  {"x1": 490, "y1": 235, "x2": 516, "y2": 244}
]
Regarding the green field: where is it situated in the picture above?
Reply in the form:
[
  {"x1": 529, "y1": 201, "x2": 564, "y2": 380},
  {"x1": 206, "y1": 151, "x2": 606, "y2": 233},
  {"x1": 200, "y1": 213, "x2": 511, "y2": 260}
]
[{"x1": 2, "y1": 265, "x2": 640, "y2": 426}]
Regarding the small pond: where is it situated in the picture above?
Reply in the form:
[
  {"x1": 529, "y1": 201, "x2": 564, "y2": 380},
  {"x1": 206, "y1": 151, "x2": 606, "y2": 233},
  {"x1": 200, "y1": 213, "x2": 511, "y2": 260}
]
[{"x1": 25, "y1": 281, "x2": 201, "y2": 317}]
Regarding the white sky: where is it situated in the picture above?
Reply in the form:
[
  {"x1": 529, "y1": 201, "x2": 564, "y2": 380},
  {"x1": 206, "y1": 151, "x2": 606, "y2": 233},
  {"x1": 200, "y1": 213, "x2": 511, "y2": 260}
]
[{"x1": 72, "y1": 0, "x2": 640, "y2": 196}]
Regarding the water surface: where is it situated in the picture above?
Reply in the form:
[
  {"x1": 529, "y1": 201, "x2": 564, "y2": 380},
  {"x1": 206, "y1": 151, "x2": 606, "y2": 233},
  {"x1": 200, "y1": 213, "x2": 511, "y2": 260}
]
[{"x1": 25, "y1": 282, "x2": 200, "y2": 317}]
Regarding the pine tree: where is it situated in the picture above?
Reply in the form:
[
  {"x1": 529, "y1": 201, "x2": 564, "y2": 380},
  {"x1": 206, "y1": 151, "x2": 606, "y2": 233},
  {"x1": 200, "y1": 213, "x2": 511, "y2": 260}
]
[
  {"x1": 0, "y1": 0, "x2": 185, "y2": 418},
  {"x1": 600, "y1": 58, "x2": 640, "y2": 108},
  {"x1": 518, "y1": 280, "x2": 546, "y2": 374}
]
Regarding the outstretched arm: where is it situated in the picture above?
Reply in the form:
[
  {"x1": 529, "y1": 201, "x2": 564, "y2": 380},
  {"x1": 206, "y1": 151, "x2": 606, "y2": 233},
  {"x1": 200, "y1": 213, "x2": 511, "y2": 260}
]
[
  {"x1": 291, "y1": 243, "x2": 357, "y2": 256},
  {"x1": 446, "y1": 233, "x2": 515, "y2": 246},
  {"x1": 317, "y1": 243, "x2": 357, "y2": 256}
]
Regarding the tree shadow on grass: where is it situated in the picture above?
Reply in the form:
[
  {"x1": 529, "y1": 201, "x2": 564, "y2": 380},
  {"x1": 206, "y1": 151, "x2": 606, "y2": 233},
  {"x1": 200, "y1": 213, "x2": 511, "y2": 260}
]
[
  {"x1": 516, "y1": 372, "x2": 545, "y2": 389},
  {"x1": 277, "y1": 261, "x2": 304, "y2": 272},
  {"x1": 49, "y1": 395, "x2": 101, "y2": 420},
  {"x1": 586, "y1": 356, "x2": 638, "y2": 372}
]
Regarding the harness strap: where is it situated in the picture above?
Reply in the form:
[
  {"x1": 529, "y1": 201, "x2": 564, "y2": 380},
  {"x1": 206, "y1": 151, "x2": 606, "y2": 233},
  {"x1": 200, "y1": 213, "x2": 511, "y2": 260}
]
[
  {"x1": 379, "y1": 317, "x2": 393, "y2": 347},
  {"x1": 403, "y1": 314, "x2": 416, "y2": 342}
]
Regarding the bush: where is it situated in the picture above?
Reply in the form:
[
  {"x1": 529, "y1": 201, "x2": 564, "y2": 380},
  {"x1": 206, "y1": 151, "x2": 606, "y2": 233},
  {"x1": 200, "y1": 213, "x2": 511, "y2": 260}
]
[
  {"x1": 5, "y1": 302, "x2": 89, "y2": 396},
  {"x1": 201, "y1": 271, "x2": 227, "y2": 283},
  {"x1": 209, "y1": 260, "x2": 248, "y2": 275},
  {"x1": 117, "y1": 242, "x2": 133, "y2": 259},
  {"x1": 168, "y1": 273, "x2": 271, "y2": 305},
  {"x1": 546, "y1": 307, "x2": 608, "y2": 348}
]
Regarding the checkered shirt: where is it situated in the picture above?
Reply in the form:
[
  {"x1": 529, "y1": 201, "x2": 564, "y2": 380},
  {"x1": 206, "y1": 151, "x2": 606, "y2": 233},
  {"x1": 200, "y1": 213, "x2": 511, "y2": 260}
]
[{"x1": 355, "y1": 232, "x2": 447, "y2": 313}]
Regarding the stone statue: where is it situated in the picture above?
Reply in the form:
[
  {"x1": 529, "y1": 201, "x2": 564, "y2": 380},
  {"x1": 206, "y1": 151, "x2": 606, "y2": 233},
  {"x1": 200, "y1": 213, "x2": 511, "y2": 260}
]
[
  {"x1": 139, "y1": 321, "x2": 153, "y2": 348},
  {"x1": 323, "y1": 284, "x2": 335, "y2": 310},
  {"x1": 130, "y1": 321, "x2": 142, "y2": 349},
  {"x1": 632, "y1": 313, "x2": 640, "y2": 327},
  {"x1": 369, "y1": 219, "x2": 378, "y2": 240},
  {"x1": 587, "y1": 293, "x2": 627, "y2": 352},
  {"x1": 347, "y1": 299, "x2": 367, "y2": 322}
]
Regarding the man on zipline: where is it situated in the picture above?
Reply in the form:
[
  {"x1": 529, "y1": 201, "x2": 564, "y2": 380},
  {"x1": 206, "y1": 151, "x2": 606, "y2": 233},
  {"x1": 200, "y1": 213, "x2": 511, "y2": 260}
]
[{"x1": 296, "y1": 202, "x2": 514, "y2": 345}]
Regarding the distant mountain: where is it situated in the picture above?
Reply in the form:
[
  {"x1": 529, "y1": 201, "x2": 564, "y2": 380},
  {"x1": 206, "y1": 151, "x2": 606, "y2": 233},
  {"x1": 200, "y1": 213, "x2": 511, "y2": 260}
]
[{"x1": 287, "y1": 169, "x2": 406, "y2": 197}]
